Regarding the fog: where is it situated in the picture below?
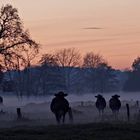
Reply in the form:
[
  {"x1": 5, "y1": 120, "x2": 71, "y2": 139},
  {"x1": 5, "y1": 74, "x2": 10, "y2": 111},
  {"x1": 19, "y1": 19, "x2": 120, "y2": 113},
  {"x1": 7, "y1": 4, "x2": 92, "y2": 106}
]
[
  {"x1": 1, "y1": 92, "x2": 140, "y2": 107},
  {"x1": 0, "y1": 92, "x2": 139, "y2": 128}
]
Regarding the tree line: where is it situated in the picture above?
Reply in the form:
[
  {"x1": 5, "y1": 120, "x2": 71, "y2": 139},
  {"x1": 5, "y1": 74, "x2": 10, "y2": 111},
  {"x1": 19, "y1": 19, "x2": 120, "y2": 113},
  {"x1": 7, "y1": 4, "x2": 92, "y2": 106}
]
[
  {"x1": 3, "y1": 47, "x2": 140, "y2": 96},
  {"x1": 0, "y1": 4, "x2": 140, "y2": 96}
]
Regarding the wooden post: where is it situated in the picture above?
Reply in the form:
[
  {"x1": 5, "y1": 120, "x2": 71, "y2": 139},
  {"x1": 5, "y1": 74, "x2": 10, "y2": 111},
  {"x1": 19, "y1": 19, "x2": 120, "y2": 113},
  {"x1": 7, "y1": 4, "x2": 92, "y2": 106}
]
[
  {"x1": 81, "y1": 101, "x2": 84, "y2": 107},
  {"x1": 136, "y1": 100, "x2": 139, "y2": 109},
  {"x1": 126, "y1": 104, "x2": 130, "y2": 121},
  {"x1": 17, "y1": 108, "x2": 22, "y2": 119}
]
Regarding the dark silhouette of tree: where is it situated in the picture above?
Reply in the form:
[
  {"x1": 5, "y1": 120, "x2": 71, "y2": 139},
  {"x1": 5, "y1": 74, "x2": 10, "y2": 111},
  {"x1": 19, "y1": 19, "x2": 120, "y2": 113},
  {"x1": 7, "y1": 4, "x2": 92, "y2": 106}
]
[
  {"x1": 83, "y1": 52, "x2": 105, "y2": 68},
  {"x1": 39, "y1": 54, "x2": 58, "y2": 67},
  {"x1": 0, "y1": 4, "x2": 39, "y2": 70},
  {"x1": 82, "y1": 52, "x2": 105, "y2": 92},
  {"x1": 132, "y1": 57, "x2": 140, "y2": 71},
  {"x1": 55, "y1": 48, "x2": 81, "y2": 67},
  {"x1": 38, "y1": 54, "x2": 66, "y2": 95},
  {"x1": 123, "y1": 57, "x2": 140, "y2": 91},
  {"x1": 21, "y1": 48, "x2": 39, "y2": 96},
  {"x1": 95, "y1": 63, "x2": 118, "y2": 93},
  {"x1": 0, "y1": 4, "x2": 39, "y2": 96},
  {"x1": 0, "y1": 66, "x2": 4, "y2": 84},
  {"x1": 55, "y1": 48, "x2": 81, "y2": 92},
  {"x1": 69, "y1": 67, "x2": 85, "y2": 94},
  {"x1": 82, "y1": 52, "x2": 117, "y2": 93}
]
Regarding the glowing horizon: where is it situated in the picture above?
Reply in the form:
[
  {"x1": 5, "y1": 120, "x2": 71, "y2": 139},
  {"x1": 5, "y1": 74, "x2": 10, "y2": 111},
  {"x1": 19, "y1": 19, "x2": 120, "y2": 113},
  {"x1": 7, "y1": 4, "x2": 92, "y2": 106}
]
[{"x1": 1, "y1": 0, "x2": 140, "y2": 70}]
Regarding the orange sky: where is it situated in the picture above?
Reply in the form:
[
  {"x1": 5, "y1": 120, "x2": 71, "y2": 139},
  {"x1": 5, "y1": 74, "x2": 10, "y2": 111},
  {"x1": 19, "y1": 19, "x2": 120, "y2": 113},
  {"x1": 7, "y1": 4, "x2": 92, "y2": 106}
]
[{"x1": 1, "y1": 0, "x2": 140, "y2": 69}]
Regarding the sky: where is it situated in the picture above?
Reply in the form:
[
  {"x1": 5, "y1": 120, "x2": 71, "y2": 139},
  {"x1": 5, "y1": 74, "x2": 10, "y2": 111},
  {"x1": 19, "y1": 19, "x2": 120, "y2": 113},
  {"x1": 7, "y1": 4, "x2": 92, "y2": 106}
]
[{"x1": 1, "y1": 0, "x2": 140, "y2": 69}]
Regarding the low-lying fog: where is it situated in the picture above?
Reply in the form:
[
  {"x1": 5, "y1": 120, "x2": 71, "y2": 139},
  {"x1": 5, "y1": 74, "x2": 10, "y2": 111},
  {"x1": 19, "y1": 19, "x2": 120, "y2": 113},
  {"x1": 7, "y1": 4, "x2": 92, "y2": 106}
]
[
  {"x1": 1, "y1": 92, "x2": 140, "y2": 107},
  {"x1": 0, "y1": 91, "x2": 139, "y2": 128}
]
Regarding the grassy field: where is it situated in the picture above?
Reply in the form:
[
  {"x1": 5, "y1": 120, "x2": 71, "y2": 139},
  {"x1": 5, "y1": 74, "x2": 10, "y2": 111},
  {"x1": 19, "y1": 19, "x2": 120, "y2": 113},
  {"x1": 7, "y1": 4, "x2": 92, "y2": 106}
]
[{"x1": 0, "y1": 123, "x2": 140, "y2": 140}]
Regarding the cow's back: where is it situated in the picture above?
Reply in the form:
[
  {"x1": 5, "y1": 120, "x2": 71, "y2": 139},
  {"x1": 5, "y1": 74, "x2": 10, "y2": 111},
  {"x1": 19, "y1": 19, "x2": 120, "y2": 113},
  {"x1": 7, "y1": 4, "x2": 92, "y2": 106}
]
[
  {"x1": 50, "y1": 97, "x2": 69, "y2": 113},
  {"x1": 96, "y1": 98, "x2": 106, "y2": 110},
  {"x1": 109, "y1": 98, "x2": 121, "y2": 111}
]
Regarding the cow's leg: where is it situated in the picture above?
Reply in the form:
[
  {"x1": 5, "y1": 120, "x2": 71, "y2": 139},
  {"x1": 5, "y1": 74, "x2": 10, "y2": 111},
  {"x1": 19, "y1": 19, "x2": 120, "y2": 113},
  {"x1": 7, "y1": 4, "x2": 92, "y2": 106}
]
[
  {"x1": 99, "y1": 110, "x2": 101, "y2": 117},
  {"x1": 114, "y1": 111, "x2": 116, "y2": 120},
  {"x1": 55, "y1": 113, "x2": 60, "y2": 124},
  {"x1": 98, "y1": 109, "x2": 103, "y2": 121},
  {"x1": 101, "y1": 109, "x2": 104, "y2": 121},
  {"x1": 112, "y1": 110, "x2": 116, "y2": 120},
  {"x1": 62, "y1": 112, "x2": 66, "y2": 124},
  {"x1": 114, "y1": 110, "x2": 118, "y2": 120},
  {"x1": 101, "y1": 109, "x2": 104, "y2": 116}
]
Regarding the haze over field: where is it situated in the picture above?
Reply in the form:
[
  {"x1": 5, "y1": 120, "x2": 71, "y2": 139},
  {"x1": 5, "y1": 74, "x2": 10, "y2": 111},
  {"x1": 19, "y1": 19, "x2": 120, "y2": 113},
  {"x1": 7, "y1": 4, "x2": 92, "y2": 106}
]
[
  {"x1": 1, "y1": 0, "x2": 140, "y2": 69},
  {"x1": 1, "y1": 92, "x2": 140, "y2": 107}
]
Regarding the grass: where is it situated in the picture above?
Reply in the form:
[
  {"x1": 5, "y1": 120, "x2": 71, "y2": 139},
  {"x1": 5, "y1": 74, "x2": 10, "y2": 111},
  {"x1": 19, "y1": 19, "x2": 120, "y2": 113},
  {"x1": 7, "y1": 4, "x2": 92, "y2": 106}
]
[{"x1": 0, "y1": 122, "x2": 140, "y2": 140}]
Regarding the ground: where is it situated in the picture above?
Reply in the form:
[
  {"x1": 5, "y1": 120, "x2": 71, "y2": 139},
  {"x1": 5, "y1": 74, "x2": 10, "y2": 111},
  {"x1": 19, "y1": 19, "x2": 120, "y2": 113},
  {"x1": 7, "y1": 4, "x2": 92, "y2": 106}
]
[
  {"x1": 0, "y1": 123, "x2": 140, "y2": 140},
  {"x1": 0, "y1": 99, "x2": 139, "y2": 139}
]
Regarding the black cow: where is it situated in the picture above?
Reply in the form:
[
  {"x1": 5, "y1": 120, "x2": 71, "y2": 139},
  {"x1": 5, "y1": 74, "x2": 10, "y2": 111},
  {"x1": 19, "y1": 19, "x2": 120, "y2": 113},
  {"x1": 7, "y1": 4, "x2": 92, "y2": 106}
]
[
  {"x1": 109, "y1": 94, "x2": 121, "y2": 118},
  {"x1": 50, "y1": 91, "x2": 73, "y2": 124},
  {"x1": 95, "y1": 94, "x2": 106, "y2": 116}
]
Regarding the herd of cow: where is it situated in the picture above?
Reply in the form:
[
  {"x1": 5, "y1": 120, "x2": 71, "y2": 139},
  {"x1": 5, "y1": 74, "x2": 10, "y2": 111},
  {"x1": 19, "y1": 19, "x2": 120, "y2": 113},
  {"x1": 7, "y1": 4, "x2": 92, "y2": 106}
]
[
  {"x1": 50, "y1": 91, "x2": 121, "y2": 124},
  {"x1": 0, "y1": 92, "x2": 125, "y2": 124},
  {"x1": 95, "y1": 94, "x2": 121, "y2": 116}
]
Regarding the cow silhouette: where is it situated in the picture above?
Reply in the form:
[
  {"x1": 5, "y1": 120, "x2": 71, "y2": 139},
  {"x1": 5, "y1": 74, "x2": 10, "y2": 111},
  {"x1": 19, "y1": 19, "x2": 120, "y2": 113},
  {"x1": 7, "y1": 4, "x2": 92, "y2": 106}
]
[
  {"x1": 50, "y1": 91, "x2": 73, "y2": 124},
  {"x1": 109, "y1": 94, "x2": 121, "y2": 119},
  {"x1": 95, "y1": 94, "x2": 106, "y2": 116}
]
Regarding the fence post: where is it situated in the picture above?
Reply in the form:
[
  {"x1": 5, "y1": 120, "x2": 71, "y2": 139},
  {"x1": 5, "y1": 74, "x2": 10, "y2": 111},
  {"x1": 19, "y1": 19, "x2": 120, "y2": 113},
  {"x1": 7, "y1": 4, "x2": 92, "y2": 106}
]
[
  {"x1": 81, "y1": 101, "x2": 84, "y2": 107},
  {"x1": 17, "y1": 108, "x2": 22, "y2": 119},
  {"x1": 126, "y1": 104, "x2": 130, "y2": 121}
]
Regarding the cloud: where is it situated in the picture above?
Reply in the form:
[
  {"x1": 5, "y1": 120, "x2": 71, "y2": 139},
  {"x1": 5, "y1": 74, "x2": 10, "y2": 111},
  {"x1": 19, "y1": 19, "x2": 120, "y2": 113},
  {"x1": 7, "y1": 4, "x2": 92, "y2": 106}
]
[{"x1": 82, "y1": 27, "x2": 103, "y2": 30}]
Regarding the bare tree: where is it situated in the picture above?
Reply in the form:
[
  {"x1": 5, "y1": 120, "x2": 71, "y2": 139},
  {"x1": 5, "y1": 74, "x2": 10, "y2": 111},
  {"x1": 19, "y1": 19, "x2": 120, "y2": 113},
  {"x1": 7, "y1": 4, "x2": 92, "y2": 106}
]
[
  {"x1": 83, "y1": 52, "x2": 105, "y2": 68},
  {"x1": 0, "y1": 4, "x2": 39, "y2": 70},
  {"x1": 0, "y1": 4, "x2": 39, "y2": 97},
  {"x1": 55, "y1": 48, "x2": 81, "y2": 67},
  {"x1": 38, "y1": 53, "x2": 66, "y2": 95},
  {"x1": 123, "y1": 57, "x2": 140, "y2": 91},
  {"x1": 21, "y1": 47, "x2": 39, "y2": 96},
  {"x1": 38, "y1": 54, "x2": 58, "y2": 94},
  {"x1": 39, "y1": 54, "x2": 58, "y2": 67},
  {"x1": 54, "y1": 48, "x2": 81, "y2": 92},
  {"x1": 82, "y1": 52, "x2": 106, "y2": 92}
]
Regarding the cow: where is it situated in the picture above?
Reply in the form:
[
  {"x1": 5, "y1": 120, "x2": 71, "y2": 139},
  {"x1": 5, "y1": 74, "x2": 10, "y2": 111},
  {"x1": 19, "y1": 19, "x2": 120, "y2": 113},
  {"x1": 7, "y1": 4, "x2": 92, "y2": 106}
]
[
  {"x1": 109, "y1": 94, "x2": 121, "y2": 119},
  {"x1": 95, "y1": 94, "x2": 106, "y2": 116},
  {"x1": 50, "y1": 91, "x2": 73, "y2": 124}
]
